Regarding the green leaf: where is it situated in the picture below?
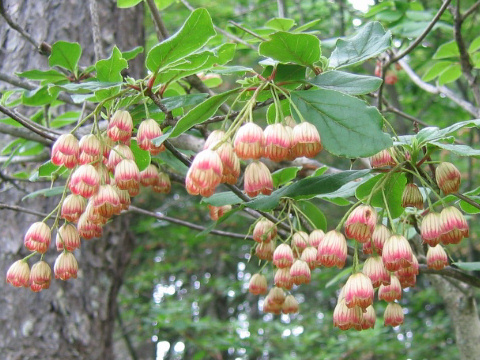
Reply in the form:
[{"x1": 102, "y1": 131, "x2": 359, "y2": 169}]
[
  {"x1": 22, "y1": 186, "x2": 64, "y2": 201},
  {"x1": 433, "y1": 41, "x2": 460, "y2": 59},
  {"x1": 430, "y1": 141, "x2": 480, "y2": 157},
  {"x1": 267, "y1": 99, "x2": 291, "y2": 123},
  {"x1": 155, "y1": 0, "x2": 175, "y2": 10},
  {"x1": 96, "y1": 46, "x2": 128, "y2": 82},
  {"x1": 416, "y1": 119, "x2": 480, "y2": 144},
  {"x1": 53, "y1": 81, "x2": 121, "y2": 94},
  {"x1": 201, "y1": 192, "x2": 244, "y2": 207},
  {"x1": 265, "y1": 18, "x2": 296, "y2": 31},
  {"x1": 258, "y1": 31, "x2": 321, "y2": 67},
  {"x1": 247, "y1": 170, "x2": 371, "y2": 211},
  {"x1": 329, "y1": 22, "x2": 391, "y2": 69},
  {"x1": 210, "y1": 66, "x2": 254, "y2": 75},
  {"x1": 146, "y1": 9, "x2": 216, "y2": 73},
  {"x1": 453, "y1": 262, "x2": 480, "y2": 271},
  {"x1": 438, "y1": 63, "x2": 462, "y2": 85},
  {"x1": 468, "y1": 36, "x2": 480, "y2": 53},
  {"x1": 22, "y1": 86, "x2": 59, "y2": 106},
  {"x1": 48, "y1": 41, "x2": 82, "y2": 73},
  {"x1": 293, "y1": 19, "x2": 321, "y2": 33},
  {"x1": 121, "y1": 46, "x2": 144, "y2": 61},
  {"x1": 153, "y1": 89, "x2": 237, "y2": 145},
  {"x1": 35, "y1": 160, "x2": 61, "y2": 179},
  {"x1": 271, "y1": 166, "x2": 302, "y2": 187},
  {"x1": 117, "y1": 0, "x2": 142, "y2": 7},
  {"x1": 130, "y1": 140, "x2": 151, "y2": 171},
  {"x1": 459, "y1": 196, "x2": 480, "y2": 214},
  {"x1": 297, "y1": 201, "x2": 327, "y2": 231},
  {"x1": 326, "y1": 266, "x2": 352, "y2": 288},
  {"x1": 50, "y1": 111, "x2": 80, "y2": 128},
  {"x1": 365, "y1": 1, "x2": 394, "y2": 17},
  {"x1": 307, "y1": 70, "x2": 383, "y2": 95},
  {"x1": 16, "y1": 69, "x2": 67, "y2": 83},
  {"x1": 291, "y1": 89, "x2": 392, "y2": 157},
  {"x1": 422, "y1": 61, "x2": 452, "y2": 82}
]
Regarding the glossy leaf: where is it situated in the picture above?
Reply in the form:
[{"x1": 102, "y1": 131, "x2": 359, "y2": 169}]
[
  {"x1": 422, "y1": 61, "x2": 452, "y2": 82},
  {"x1": 22, "y1": 186, "x2": 64, "y2": 201},
  {"x1": 433, "y1": 41, "x2": 459, "y2": 59},
  {"x1": 122, "y1": 46, "x2": 144, "y2": 61},
  {"x1": 96, "y1": 46, "x2": 128, "y2": 82},
  {"x1": 22, "y1": 86, "x2": 59, "y2": 106},
  {"x1": 430, "y1": 141, "x2": 480, "y2": 157},
  {"x1": 416, "y1": 119, "x2": 480, "y2": 144},
  {"x1": 259, "y1": 32, "x2": 321, "y2": 67},
  {"x1": 453, "y1": 262, "x2": 480, "y2": 271},
  {"x1": 116, "y1": 0, "x2": 142, "y2": 7},
  {"x1": 265, "y1": 18, "x2": 296, "y2": 31},
  {"x1": 329, "y1": 22, "x2": 391, "y2": 68},
  {"x1": 438, "y1": 63, "x2": 462, "y2": 85},
  {"x1": 146, "y1": 9, "x2": 216, "y2": 72},
  {"x1": 48, "y1": 41, "x2": 82, "y2": 73},
  {"x1": 297, "y1": 200, "x2": 327, "y2": 231},
  {"x1": 16, "y1": 69, "x2": 67, "y2": 83},
  {"x1": 201, "y1": 192, "x2": 244, "y2": 207},
  {"x1": 291, "y1": 89, "x2": 392, "y2": 157},
  {"x1": 271, "y1": 166, "x2": 301, "y2": 187},
  {"x1": 307, "y1": 70, "x2": 383, "y2": 95},
  {"x1": 130, "y1": 140, "x2": 151, "y2": 171}
]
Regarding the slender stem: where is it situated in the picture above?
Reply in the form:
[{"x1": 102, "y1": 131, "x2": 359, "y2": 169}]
[
  {"x1": 382, "y1": 189, "x2": 396, "y2": 232},
  {"x1": 22, "y1": 251, "x2": 38, "y2": 262},
  {"x1": 336, "y1": 200, "x2": 363, "y2": 231}
]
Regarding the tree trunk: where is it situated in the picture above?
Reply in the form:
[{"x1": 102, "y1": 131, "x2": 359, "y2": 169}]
[{"x1": 0, "y1": 1, "x2": 144, "y2": 359}]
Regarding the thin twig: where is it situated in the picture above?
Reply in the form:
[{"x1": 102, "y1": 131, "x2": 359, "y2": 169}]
[
  {"x1": 419, "y1": 264, "x2": 480, "y2": 289},
  {"x1": 461, "y1": 0, "x2": 480, "y2": 22},
  {"x1": 0, "y1": 203, "x2": 48, "y2": 218},
  {"x1": 453, "y1": 192, "x2": 480, "y2": 211},
  {"x1": 145, "y1": 0, "x2": 169, "y2": 40},
  {"x1": 0, "y1": 104, "x2": 57, "y2": 141},
  {"x1": 228, "y1": 20, "x2": 267, "y2": 41},
  {"x1": 0, "y1": 0, "x2": 39, "y2": 49}
]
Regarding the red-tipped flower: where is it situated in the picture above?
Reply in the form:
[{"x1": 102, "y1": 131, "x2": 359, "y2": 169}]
[
  {"x1": 371, "y1": 225, "x2": 391, "y2": 255},
  {"x1": 6, "y1": 260, "x2": 30, "y2": 287},
  {"x1": 253, "y1": 218, "x2": 277, "y2": 243},
  {"x1": 255, "y1": 241, "x2": 275, "y2": 261},
  {"x1": 289, "y1": 259, "x2": 311, "y2": 285},
  {"x1": 273, "y1": 244, "x2": 294, "y2": 268},
  {"x1": 436, "y1": 162, "x2": 461, "y2": 195},
  {"x1": 51, "y1": 134, "x2": 79, "y2": 169},
  {"x1": 362, "y1": 305, "x2": 376, "y2": 330},
  {"x1": 421, "y1": 212, "x2": 442, "y2": 246},
  {"x1": 24, "y1": 222, "x2": 51, "y2": 254},
  {"x1": 384, "y1": 302, "x2": 404, "y2": 327},
  {"x1": 300, "y1": 246, "x2": 318, "y2": 269},
  {"x1": 106, "y1": 144, "x2": 135, "y2": 172},
  {"x1": 248, "y1": 273, "x2": 268, "y2": 295},
  {"x1": 370, "y1": 148, "x2": 396, "y2": 168},
  {"x1": 56, "y1": 223, "x2": 81, "y2": 251},
  {"x1": 344, "y1": 205, "x2": 377, "y2": 243},
  {"x1": 333, "y1": 299, "x2": 363, "y2": 331},
  {"x1": 362, "y1": 256, "x2": 390, "y2": 288},
  {"x1": 78, "y1": 134, "x2": 102, "y2": 165},
  {"x1": 139, "y1": 164, "x2": 159, "y2": 187},
  {"x1": 185, "y1": 149, "x2": 223, "y2": 197},
  {"x1": 378, "y1": 275, "x2": 402, "y2": 302},
  {"x1": 308, "y1": 229, "x2": 324, "y2": 248},
  {"x1": 264, "y1": 123, "x2": 292, "y2": 162},
  {"x1": 69, "y1": 164, "x2": 100, "y2": 198},
  {"x1": 115, "y1": 159, "x2": 140, "y2": 197},
  {"x1": 54, "y1": 252, "x2": 78, "y2": 280},
  {"x1": 317, "y1": 230, "x2": 347, "y2": 268},
  {"x1": 137, "y1": 119, "x2": 165, "y2": 155},
  {"x1": 274, "y1": 268, "x2": 294, "y2": 290},
  {"x1": 234, "y1": 123, "x2": 264, "y2": 160},
  {"x1": 344, "y1": 273, "x2": 374, "y2": 309},
  {"x1": 205, "y1": 130, "x2": 240, "y2": 184},
  {"x1": 244, "y1": 161, "x2": 273, "y2": 197},
  {"x1": 282, "y1": 295, "x2": 300, "y2": 314},
  {"x1": 427, "y1": 244, "x2": 449, "y2": 270},
  {"x1": 91, "y1": 184, "x2": 121, "y2": 218},
  {"x1": 114, "y1": 185, "x2": 131, "y2": 210},
  {"x1": 292, "y1": 231, "x2": 309, "y2": 255},
  {"x1": 208, "y1": 205, "x2": 232, "y2": 221},
  {"x1": 382, "y1": 235, "x2": 413, "y2": 272},
  {"x1": 61, "y1": 194, "x2": 86, "y2": 223},
  {"x1": 152, "y1": 172, "x2": 171, "y2": 194},
  {"x1": 292, "y1": 122, "x2": 322, "y2": 158},
  {"x1": 29, "y1": 260, "x2": 51, "y2": 292},
  {"x1": 402, "y1": 183, "x2": 424, "y2": 209},
  {"x1": 77, "y1": 213, "x2": 103, "y2": 240},
  {"x1": 107, "y1": 110, "x2": 133, "y2": 143},
  {"x1": 439, "y1": 206, "x2": 469, "y2": 245}
]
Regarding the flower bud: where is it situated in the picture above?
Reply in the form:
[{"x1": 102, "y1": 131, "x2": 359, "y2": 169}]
[
  {"x1": 273, "y1": 244, "x2": 294, "y2": 268},
  {"x1": 401, "y1": 183, "x2": 424, "y2": 209},
  {"x1": 420, "y1": 212, "x2": 442, "y2": 246},
  {"x1": 54, "y1": 252, "x2": 78, "y2": 280},
  {"x1": 24, "y1": 222, "x2": 51, "y2": 254},
  {"x1": 56, "y1": 224, "x2": 81, "y2": 251},
  {"x1": 436, "y1": 162, "x2": 461, "y2": 195},
  {"x1": 396, "y1": 254, "x2": 419, "y2": 278},
  {"x1": 371, "y1": 225, "x2": 391, "y2": 255},
  {"x1": 78, "y1": 134, "x2": 102, "y2": 165},
  {"x1": 244, "y1": 161, "x2": 273, "y2": 197},
  {"x1": 139, "y1": 164, "x2": 158, "y2": 187},
  {"x1": 264, "y1": 123, "x2": 292, "y2": 161},
  {"x1": 61, "y1": 194, "x2": 86, "y2": 223},
  {"x1": 107, "y1": 110, "x2": 133, "y2": 143},
  {"x1": 106, "y1": 144, "x2": 135, "y2": 172},
  {"x1": 427, "y1": 244, "x2": 448, "y2": 270},
  {"x1": 253, "y1": 218, "x2": 277, "y2": 243},
  {"x1": 97, "y1": 163, "x2": 112, "y2": 185},
  {"x1": 384, "y1": 70, "x2": 398, "y2": 85},
  {"x1": 101, "y1": 133, "x2": 114, "y2": 164},
  {"x1": 85, "y1": 200, "x2": 108, "y2": 225},
  {"x1": 248, "y1": 273, "x2": 268, "y2": 295},
  {"x1": 113, "y1": 184, "x2": 131, "y2": 210},
  {"x1": 255, "y1": 241, "x2": 275, "y2": 261},
  {"x1": 344, "y1": 273, "x2": 374, "y2": 309},
  {"x1": 284, "y1": 125, "x2": 296, "y2": 161},
  {"x1": 208, "y1": 205, "x2": 232, "y2": 221},
  {"x1": 292, "y1": 231, "x2": 309, "y2": 255},
  {"x1": 204, "y1": 131, "x2": 240, "y2": 184},
  {"x1": 382, "y1": 235, "x2": 413, "y2": 272},
  {"x1": 370, "y1": 148, "x2": 396, "y2": 168},
  {"x1": 185, "y1": 149, "x2": 223, "y2": 197},
  {"x1": 51, "y1": 134, "x2": 79, "y2": 169},
  {"x1": 362, "y1": 256, "x2": 390, "y2": 288},
  {"x1": 397, "y1": 274, "x2": 416, "y2": 289},
  {"x1": 137, "y1": 119, "x2": 165, "y2": 155},
  {"x1": 267, "y1": 286, "x2": 286, "y2": 304},
  {"x1": 6, "y1": 260, "x2": 30, "y2": 287},
  {"x1": 115, "y1": 159, "x2": 140, "y2": 196},
  {"x1": 439, "y1": 206, "x2": 469, "y2": 245},
  {"x1": 282, "y1": 295, "x2": 300, "y2": 314},
  {"x1": 317, "y1": 230, "x2": 347, "y2": 268},
  {"x1": 308, "y1": 229, "x2": 324, "y2": 248},
  {"x1": 290, "y1": 259, "x2": 311, "y2": 285},
  {"x1": 263, "y1": 297, "x2": 282, "y2": 315},
  {"x1": 300, "y1": 246, "x2": 318, "y2": 269},
  {"x1": 29, "y1": 260, "x2": 51, "y2": 292},
  {"x1": 69, "y1": 164, "x2": 100, "y2": 198},
  {"x1": 333, "y1": 299, "x2": 363, "y2": 331},
  {"x1": 344, "y1": 205, "x2": 377, "y2": 243},
  {"x1": 292, "y1": 122, "x2": 322, "y2": 158},
  {"x1": 152, "y1": 172, "x2": 171, "y2": 194},
  {"x1": 77, "y1": 213, "x2": 103, "y2": 240},
  {"x1": 91, "y1": 184, "x2": 121, "y2": 218},
  {"x1": 274, "y1": 268, "x2": 293, "y2": 290},
  {"x1": 234, "y1": 123, "x2": 264, "y2": 160},
  {"x1": 362, "y1": 305, "x2": 376, "y2": 330},
  {"x1": 378, "y1": 274, "x2": 402, "y2": 302},
  {"x1": 384, "y1": 303, "x2": 404, "y2": 327}
]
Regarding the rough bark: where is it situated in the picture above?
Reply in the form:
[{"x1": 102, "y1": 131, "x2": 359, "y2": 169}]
[
  {"x1": 429, "y1": 275, "x2": 480, "y2": 360},
  {"x1": 0, "y1": 1, "x2": 144, "y2": 359}
]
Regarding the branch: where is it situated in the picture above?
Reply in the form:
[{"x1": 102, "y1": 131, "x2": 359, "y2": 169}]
[
  {"x1": 454, "y1": 192, "x2": 480, "y2": 211},
  {"x1": 0, "y1": 152, "x2": 49, "y2": 164},
  {"x1": 0, "y1": 123, "x2": 53, "y2": 145},
  {"x1": 228, "y1": 21, "x2": 267, "y2": 41},
  {"x1": 88, "y1": 0, "x2": 103, "y2": 61},
  {"x1": 0, "y1": 105, "x2": 58, "y2": 141},
  {"x1": 145, "y1": 0, "x2": 169, "y2": 40},
  {"x1": 419, "y1": 264, "x2": 480, "y2": 289},
  {"x1": 128, "y1": 205, "x2": 253, "y2": 240},
  {"x1": 0, "y1": 0, "x2": 39, "y2": 50},
  {"x1": 461, "y1": 0, "x2": 480, "y2": 22},
  {"x1": 0, "y1": 203, "x2": 48, "y2": 218}
]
